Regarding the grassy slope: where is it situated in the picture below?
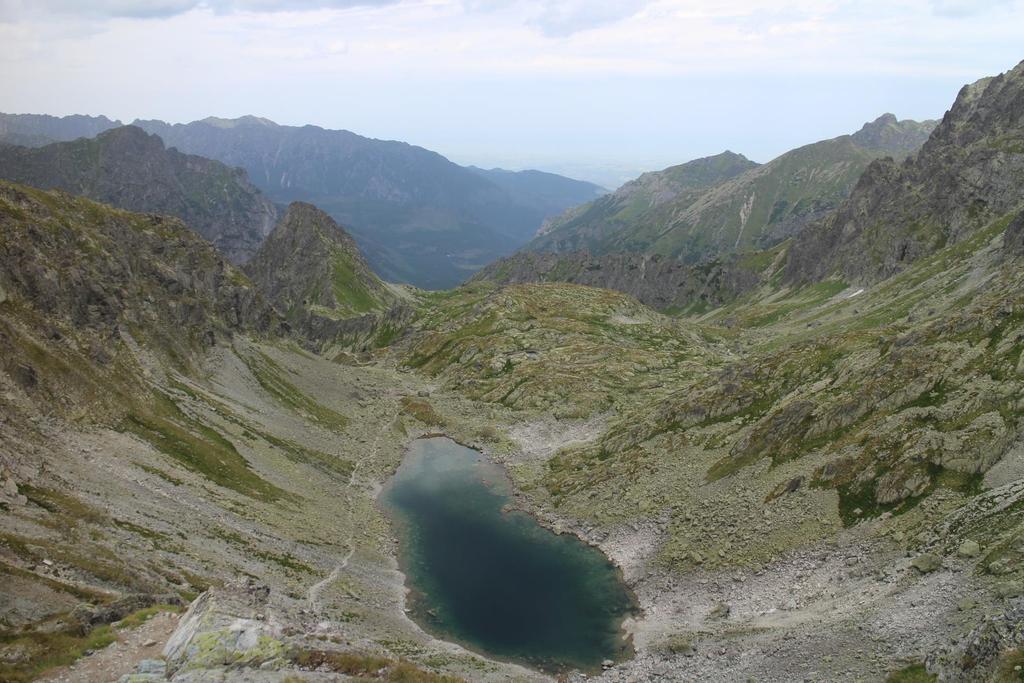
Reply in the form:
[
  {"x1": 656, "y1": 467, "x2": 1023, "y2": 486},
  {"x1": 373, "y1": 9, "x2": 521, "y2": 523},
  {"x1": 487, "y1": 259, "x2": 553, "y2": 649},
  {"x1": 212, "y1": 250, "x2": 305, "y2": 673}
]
[
  {"x1": 534, "y1": 134, "x2": 907, "y2": 264},
  {"x1": 405, "y1": 214, "x2": 1023, "y2": 571}
]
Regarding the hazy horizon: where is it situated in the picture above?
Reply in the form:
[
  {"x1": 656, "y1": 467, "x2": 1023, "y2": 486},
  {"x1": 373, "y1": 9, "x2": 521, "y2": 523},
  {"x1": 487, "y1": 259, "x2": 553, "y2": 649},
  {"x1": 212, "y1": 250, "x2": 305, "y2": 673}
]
[{"x1": 2, "y1": 1, "x2": 1023, "y2": 186}]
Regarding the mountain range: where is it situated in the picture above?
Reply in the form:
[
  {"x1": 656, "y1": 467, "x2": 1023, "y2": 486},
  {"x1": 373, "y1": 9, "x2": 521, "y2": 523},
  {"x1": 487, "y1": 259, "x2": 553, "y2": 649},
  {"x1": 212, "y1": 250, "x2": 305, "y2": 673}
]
[
  {"x1": 530, "y1": 114, "x2": 936, "y2": 263},
  {"x1": 2, "y1": 59, "x2": 1024, "y2": 683},
  {"x1": 0, "y1": 112, "x2": 605, "y2": 289},
  {"x1": 0, "y1": 125, "x2": 278, "y2": 263}
]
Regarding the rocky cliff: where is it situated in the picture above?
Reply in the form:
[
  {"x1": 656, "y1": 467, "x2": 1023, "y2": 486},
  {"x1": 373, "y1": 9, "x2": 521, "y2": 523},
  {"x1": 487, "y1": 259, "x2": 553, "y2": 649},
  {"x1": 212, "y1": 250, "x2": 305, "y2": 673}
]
[
  {"x1": 0, "y1": 181, "x2": 279, "y2": 421},
  {"x1": 0, "y1": 126, "x2": 278, "y2": 263},
  {"x1": 786, "y1": 61, "x2": 1024, "y2": 284},
  {"x1": 244, "y1": 202, "x2": 394, "y2": 318},
  {"x1": 472, "y1": 248, "x2": 767, "y2": 313}
]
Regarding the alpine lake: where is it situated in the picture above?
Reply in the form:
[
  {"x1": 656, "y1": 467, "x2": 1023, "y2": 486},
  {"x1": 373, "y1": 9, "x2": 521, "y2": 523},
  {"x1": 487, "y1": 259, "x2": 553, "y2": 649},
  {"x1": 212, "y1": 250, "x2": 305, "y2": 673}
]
[{"x1": 380, "y1": 436, "x2": 638, "y2": 675}]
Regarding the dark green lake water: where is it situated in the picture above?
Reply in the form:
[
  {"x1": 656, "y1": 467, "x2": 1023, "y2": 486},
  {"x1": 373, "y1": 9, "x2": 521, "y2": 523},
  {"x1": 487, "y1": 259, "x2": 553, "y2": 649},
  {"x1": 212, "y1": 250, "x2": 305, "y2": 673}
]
[{"x1": 381, "y1": 436, "x2": 637, "y2": 674}]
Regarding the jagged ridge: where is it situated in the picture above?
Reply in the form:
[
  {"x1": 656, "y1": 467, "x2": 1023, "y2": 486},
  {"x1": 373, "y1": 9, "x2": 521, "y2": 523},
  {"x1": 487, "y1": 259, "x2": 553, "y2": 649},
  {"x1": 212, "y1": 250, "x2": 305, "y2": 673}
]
[
  {"x1": 532, "y1": 116, "x2": 935, "y2": 264},
  {"x1": 0, "y1": 126, "x2": 278, "y2": 264}
]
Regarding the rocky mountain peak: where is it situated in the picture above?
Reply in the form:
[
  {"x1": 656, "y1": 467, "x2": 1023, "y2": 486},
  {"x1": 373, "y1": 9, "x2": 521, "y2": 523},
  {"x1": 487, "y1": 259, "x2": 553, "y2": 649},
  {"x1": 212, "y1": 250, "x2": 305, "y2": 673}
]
[
  {"x1": 923, "y1": 60, "x2": 1024, "y2": 153},
  {"x1": 849, "y1": 113, "x2": 937, "y2": 154},
  {"x1": 243, "y1": 202, "x2": 393, "y2": 318},
  {"x1": 0, "y1": 126, "x2": 278, "y2": 264},
  {"x1": 786, "y1": 59, "x2": 1024, "y2": 284},
  {"x1": 92, "y1": 124, "x2": 165, "y2": 154},
  {"x1": 643, "y1": 150, "x2": 759, "y2": 189},
  {"x1": 271, "y1": 201, "x2": 363, "y2": 252},
  {"x1": 198, "y1": 115, "x2": 278, "y2": 129}
]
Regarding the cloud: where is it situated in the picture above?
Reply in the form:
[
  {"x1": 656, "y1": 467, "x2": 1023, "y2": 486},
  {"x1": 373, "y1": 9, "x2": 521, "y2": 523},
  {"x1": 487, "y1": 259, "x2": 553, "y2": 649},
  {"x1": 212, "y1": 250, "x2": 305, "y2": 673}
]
[
  {"x1": 528, "y1": 0, "x2": 651, "y2": 37},
  {"x1": 0, "y1": 0, "x2": 401, "y2": 21},
  {"x1": 461, "y1": 0, "x2": 653, "y2": 37},
  {"x1": 928, "y1": 0, "x2": 1014, "y2": 17}
]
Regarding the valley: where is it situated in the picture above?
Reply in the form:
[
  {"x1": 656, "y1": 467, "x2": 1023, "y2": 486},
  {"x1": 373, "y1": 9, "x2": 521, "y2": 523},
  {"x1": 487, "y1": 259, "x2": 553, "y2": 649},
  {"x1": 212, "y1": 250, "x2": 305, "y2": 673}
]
[{"x1": 0, "y1": 50, "x2": 1023, "y2": 683}]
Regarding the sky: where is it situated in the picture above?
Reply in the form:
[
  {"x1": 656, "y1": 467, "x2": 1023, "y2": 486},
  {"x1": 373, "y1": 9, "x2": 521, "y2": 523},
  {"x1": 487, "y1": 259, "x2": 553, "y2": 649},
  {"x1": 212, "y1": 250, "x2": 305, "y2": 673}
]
[{"x1": 0, "y1": 0, "x2": 1022, "y2": 186}]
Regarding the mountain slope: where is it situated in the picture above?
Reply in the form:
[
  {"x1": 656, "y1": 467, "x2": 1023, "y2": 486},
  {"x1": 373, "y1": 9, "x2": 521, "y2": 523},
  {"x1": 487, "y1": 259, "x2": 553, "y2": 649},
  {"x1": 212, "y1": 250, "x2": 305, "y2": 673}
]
[
  {"x1": 131, "y1": 116, "x2": 599, "y2": 288},
  {"x1": 532, "y1": 115, "x2": 936, "y2": 263},
  {"x1": 0, "y1": 112, "x2": 121, "y2": 147},
  {"x1": 787, "y1": 62, "x2": 1024, "y2": 284},
  {"x1": 0, "y1": 181, "x2": 279, "y2": 422},
  {"x1": 6, "y1": 61, "x2": 1024, "y2": 683},
  {"x1": 0, "y1": 126, "x2": 278, "y2": 263},
  {"x1": 467, "y1": 166, "x2": 605, "y2": 218},
  {"x1": 529, "y1": 151, "x2": 758, "y2": 255},
  {"x1": 244, "y1": 202, "x2": 396, "y2": 319},
  {"x1": 0, "y1": 182, "x2": 535, "y2": 683},
  {"x1": 472, "y1": 248, "x2": 767, "y2": 313},
  {"x1": 397, "y1": 85, "x2": 1024, "y2": 674}
]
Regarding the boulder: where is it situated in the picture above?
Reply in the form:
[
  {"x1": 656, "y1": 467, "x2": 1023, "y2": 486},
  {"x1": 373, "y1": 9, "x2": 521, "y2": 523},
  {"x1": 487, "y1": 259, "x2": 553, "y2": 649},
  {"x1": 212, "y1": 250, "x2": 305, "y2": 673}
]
[
  {"x1": 163, "y1": 584, "x2": 283, "y2": 676},
  {"x1": 708, "y1": 603, "x2": 731, "y2": 619},
  {"x1": 958, "y1": 539, "x2": 982, "y2": 558},
  {"x1": 927, "y1": 600, "x2": 1024, "y2": 681},
  {"x1": 911, "y1": 553, "x2": 942, "y2": 573}
]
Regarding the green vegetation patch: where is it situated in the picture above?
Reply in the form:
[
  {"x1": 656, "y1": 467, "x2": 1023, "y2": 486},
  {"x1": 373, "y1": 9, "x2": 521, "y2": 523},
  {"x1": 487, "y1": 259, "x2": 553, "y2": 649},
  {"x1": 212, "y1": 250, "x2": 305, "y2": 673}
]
[
  {"x1": 20, "y1": 485, "x2": 107, "y2": 526},
  {"x1": 122, "y1": 390, "x2": 288, "y2": 502},
  {"x1": 400, "y1": 397, "x2": 446, "y2": 427},
  {"x1": 256, "y1": 430, "x2": 354, "y2": 480},
  {"x1": 116, "y1": 603, "x2": 183, "y2": 630},
  {"x1": 885, "y1": 663, "x2": 936, "y2": 682},
  {"x1": 331, "y1": 251, "x2": 378, "y2": 314},
  {"x1": 831, "y1": 463, "x2": 982, "y2": 527},
  {"x1": 242, "y1": 350, "x2": 348, "y2": 430},
  {"x1": 994, "y1": 648, "x2": 1024, "y2": 681},
  {"x1": 0, "y1": 623, "x2": 116, "y2": 683},
  {"x1": 288, "y1": 649, "x2": 465, "y2": 682}
]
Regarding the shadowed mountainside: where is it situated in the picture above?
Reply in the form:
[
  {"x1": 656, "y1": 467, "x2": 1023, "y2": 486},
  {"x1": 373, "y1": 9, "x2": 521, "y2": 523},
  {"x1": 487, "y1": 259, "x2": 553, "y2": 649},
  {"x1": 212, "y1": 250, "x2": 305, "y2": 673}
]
[
  {"x1": 132, "y1": 116, "x2": 604, "y2": 288},
  {"x1": 244, "y1": 202, "x2": 395, "y2": 319},
  {"x1": 786, "y1": 62, "x2": 1024, "y2": 284},
  {"x1": 0, "y1": 112, "x2": 121, "y2": 147},
  {"x1": 0, "y1": 126, "x2": 278, "y2": 263}
]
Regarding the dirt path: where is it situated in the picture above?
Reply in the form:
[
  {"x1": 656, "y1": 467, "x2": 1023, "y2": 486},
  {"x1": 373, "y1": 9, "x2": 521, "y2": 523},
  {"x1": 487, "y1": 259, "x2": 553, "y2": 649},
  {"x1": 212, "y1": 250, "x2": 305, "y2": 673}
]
[
  {"x1": 37, "y1": 611, "x2": 180, "y2": 683},
  {"x1": 306, "y1": 397, "x2": 397, "y2": 616}
]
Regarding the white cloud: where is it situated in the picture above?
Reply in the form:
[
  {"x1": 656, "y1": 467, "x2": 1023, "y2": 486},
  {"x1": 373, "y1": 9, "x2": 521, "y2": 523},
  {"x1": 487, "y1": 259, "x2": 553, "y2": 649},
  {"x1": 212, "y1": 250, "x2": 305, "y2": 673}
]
[
  {"x1": 929, "y1": 0, "x2": 1014, "y2": 17},
  {"x1": 0, "y1": 0, "x2": 1022, "y2": 167},
  {"x1": 526, "y1": 0, "x2": 652, "y2": 37},
  {"x1": 0, "y1": 0, "x2": 401, "y2": 21}
]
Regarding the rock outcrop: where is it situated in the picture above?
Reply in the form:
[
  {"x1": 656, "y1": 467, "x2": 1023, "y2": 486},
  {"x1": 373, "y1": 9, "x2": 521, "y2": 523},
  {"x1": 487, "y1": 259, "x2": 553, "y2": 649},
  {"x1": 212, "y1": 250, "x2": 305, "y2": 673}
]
[
  {"x1": 163, "y1": 583, "x2": 282, "y2": 678},
  {"x1": 472, "y1": 249, "x2": 766, "y2": 313},
  {"x1": 244, "y1": 202, "x2": 393, "y2": 318},
  {"x1": 1006, "y1": 210, "x2": 1024, "y2": 255},
  {"x1": 926, "y1": 599, "x2": 1024, "y2": 681},
  {"x1": 786, "y1": 60, "x2": 1024, "y2": 284},
  {"x1": 0, "y1": 125, "x2": 278, "y2": 263}
]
